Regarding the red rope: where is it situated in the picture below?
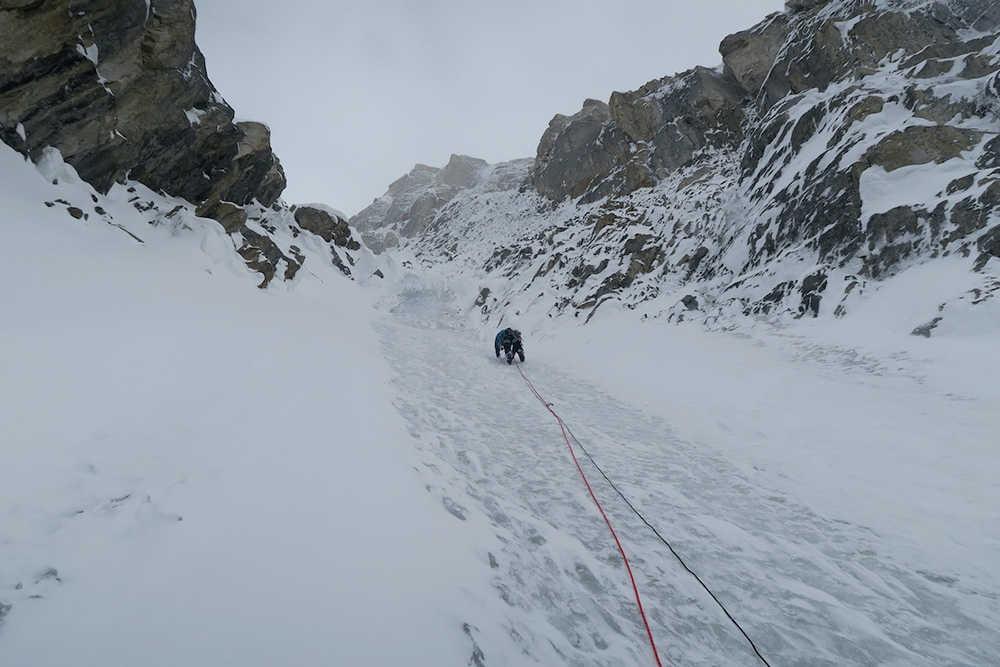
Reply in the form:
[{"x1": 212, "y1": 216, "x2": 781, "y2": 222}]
[{"x1": 517, "y1": 365, "x2": 664, "y2": 667}]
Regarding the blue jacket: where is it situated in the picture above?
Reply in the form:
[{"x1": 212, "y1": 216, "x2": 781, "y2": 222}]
[{"x1": 495, "y1": 328, "x2": 522, "y2": 356}]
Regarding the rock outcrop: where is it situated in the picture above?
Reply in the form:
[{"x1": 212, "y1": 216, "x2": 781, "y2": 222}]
[
  {"x1": 531, "y1": 99, "x2": 630, "y2": 203},
  {"x1": 294, "y1": 205, "x2": 359, "y2": 249},
  {"x1": 530, "y1": 68, "x2": 748, "y2": 205},
  {"x1": 0, "y1": 0, "x2": 285, "y2": 221}
]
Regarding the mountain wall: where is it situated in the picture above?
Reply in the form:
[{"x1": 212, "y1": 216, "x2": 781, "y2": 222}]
[
  {"x1": 353, "y1": 0, "x2": 1000, "y2": 334},
  {"x1": 0, "y1": 0, "x2": 364, "y2": 285}
]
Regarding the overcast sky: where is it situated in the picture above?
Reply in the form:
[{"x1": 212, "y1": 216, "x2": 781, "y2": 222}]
[{"x1": 195, "y1": 1, "x2": 785, "y2": 217}]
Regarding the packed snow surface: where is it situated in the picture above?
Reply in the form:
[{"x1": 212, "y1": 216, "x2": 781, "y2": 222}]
[{"x1": 2, "y1": 144, "x2": 999, "y2": 665}]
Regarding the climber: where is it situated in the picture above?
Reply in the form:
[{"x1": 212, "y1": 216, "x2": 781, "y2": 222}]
[{"x1": 494, "y1": 327, "x2": 525, "y2": 364}]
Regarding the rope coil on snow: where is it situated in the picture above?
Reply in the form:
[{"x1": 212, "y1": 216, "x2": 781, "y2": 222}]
[{"x1": 517, "y1": 365, "x2": 774, "y2": 667}]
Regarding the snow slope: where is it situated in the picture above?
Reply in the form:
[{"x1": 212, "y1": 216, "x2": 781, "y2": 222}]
[
  {"x1": 0, "y1": 146, "x2": 482, "y2": 666},
  {"x1": 2, "y1": 143, "x2": 999, "y2": 665}
]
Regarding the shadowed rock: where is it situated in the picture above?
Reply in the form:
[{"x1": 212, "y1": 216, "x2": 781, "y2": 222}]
[
  {"x1": 0, "y1": 0, "x2": 285, "y2": 224},
  {"x1": 294, "y1": 205, "x2": 361, "y2": 250}
]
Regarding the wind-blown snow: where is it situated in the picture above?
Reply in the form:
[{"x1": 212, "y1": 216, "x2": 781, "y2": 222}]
[
  {"x1": 0, "y1": 146, "x2": 479, "y2": 666},
  {"x1": 184, "y1": 107, "x2": 206, "y2": 125},
  {"x1": 2, "y1": 142, "x2": 999, "y2": 665}
]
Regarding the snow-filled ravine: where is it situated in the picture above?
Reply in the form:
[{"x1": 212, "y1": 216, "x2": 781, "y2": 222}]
[
  {"x1": 2, "y1": 146, "x2": 999, "y2": 666},
  {"x1": 375, "y1": 262, "x2": 1000, "y2": 666}
]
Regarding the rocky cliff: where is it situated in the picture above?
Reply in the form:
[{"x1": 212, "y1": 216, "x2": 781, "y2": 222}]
[
  {"x1": 0, "y1": 0, "x2": 364, "y2": 285},
  {"x1": 352, "y1": 0, "x2": 1000, "y2": 334}
]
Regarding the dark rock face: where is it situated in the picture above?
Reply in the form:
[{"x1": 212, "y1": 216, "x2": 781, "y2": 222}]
[
  {"x1": 238, "y1": 227, "x2": 293, "y2": 288},
  {"x1": 867, "y1": 126, "x2": 981, "y2": 171},
  {"x1": 531, "y1": 99, "x2": 630, "y2": 203},
  {"x1": 611, "y1": 67, "x2": 747, "y2": 173},
  {"x1": 721, "y1": 14, "x2": 792, "y2": 98},
  {"x1": 799, "y1": 271, "x2": 828, "y2": 316},
  {"x1": 294, "y1": 205, "x2": 361, "y2": 251},
  {"x1": 0, "y1": 0, "x2": 285, "y2": 218},
  {"x1": 785, "y1": 0, "x2": 832, "y2": 10},
  {"x1": 531, "y1": 67, "x2": 747, "y2": 204}
]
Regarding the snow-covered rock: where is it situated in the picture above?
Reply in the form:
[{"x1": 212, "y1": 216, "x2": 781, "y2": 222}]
[{"x1": 354, "y1": 0, "x2": 1000, "y2": 335}]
